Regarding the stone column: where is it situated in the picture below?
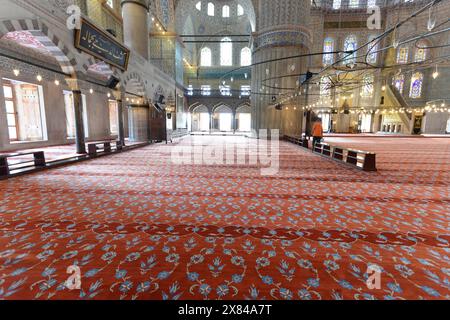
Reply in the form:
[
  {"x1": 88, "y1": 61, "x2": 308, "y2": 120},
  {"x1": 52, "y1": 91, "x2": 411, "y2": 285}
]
[
  {"x1": 113, "y1": 90, "x2": 126, "y2": 146},
  {"x1": 117, "y1": 99, "x2": 126, "y2": 146},
  {"x1": 232, "y1": 111, "x2": 237, "y2": 133},
  {"x1": 209, "y1": 111, "x2": 213, "y2": 133},
  {"x1": 121, "y1": 0, "x2": 149, "y2": 60},
  {"x1": 251, "y1": 0, "x2": 312, "y2": 137},
  {"x1": 73, "y1": 90, "x2": 86, "y2": 154}
]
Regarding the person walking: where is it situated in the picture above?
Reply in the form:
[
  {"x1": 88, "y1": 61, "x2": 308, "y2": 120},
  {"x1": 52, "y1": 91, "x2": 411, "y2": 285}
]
[{"x1": 311, "y1": 118, "x2": 324, "y2": 150}]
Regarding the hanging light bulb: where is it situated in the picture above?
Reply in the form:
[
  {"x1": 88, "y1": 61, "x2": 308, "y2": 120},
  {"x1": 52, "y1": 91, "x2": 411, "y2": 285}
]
[
  {"x1": 13, "y1": 69, "x2": 20, "y2": 76},
  {"x1": 107, "y1": 92, "x2": 111, "y2": 98},
  {"x1": 432, "y1": 65, "x2": 439, "y2": 79},
  {"x1": 54, "y1": 79, "x2": 60, "y2": 86},
  {"x1": 89, "y1": 88, "x2": 94, "y2": 94},
  {"x1": 382, "y1": 85, "x2": 386, "y2": 91},
  {"x1": 36, "y1": 75, "x2": 42, "y2": 82}
]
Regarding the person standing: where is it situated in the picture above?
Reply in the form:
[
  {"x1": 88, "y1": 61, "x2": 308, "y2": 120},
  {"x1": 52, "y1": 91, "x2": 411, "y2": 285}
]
[{"x1": 312, "y1": 118, "x2": 324, "y2": 150}]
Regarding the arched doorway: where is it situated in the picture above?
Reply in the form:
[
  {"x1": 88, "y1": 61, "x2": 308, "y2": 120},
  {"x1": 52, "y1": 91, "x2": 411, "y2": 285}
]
[
  {"x1": 213, "y1": 105, "x2": 233, "y2": 132},
  {"x1": 191, "y1": 105, "x2": 210, "y2": 132},
  {"x1": 236, "y1": 105, "x2": 251, "y2": 132}
]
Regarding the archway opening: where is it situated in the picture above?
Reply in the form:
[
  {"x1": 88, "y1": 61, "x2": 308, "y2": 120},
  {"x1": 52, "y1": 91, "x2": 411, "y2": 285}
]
[
  {"x1": 236, "y1": 105, "x2": 251, "y2": 132},
  {"x1": 191, "y1": 105, "x2": 210, "y2": 132},
  {"x1": 213, "y1": 105, "x2": 233, "y2": 132}
]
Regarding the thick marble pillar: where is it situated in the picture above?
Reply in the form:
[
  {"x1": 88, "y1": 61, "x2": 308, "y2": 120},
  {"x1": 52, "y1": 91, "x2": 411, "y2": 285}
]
[
  {"x1": 128, "y1": 105, "x2": 149, "y2": 142},
  {"x1": 73, "y1": 90, "x2": 86, "y2": 154},
  {"x1": 251, "y1": 0, "x2": 312, "y2": 137},
  {"x1": 121, "y1": 0, "x2": 149, "y2": 60}
]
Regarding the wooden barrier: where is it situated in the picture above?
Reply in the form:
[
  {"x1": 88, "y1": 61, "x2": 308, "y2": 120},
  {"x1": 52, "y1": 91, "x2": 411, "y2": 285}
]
[
  {"x1": 284, "y1": 135, "x2": 309, "y2": 148},
  {"x1": 0, "y1": 151, "x2": 46, "y2": 177},
  {"x1": 313, "y1": 142, "x2": 377, "y2": 172},
  {"x1": 87, "y1": 140, "x2": 122, "y2": 157},
  {"x1": 284, "y1": 135, "x2": 377, "y2": 172}
]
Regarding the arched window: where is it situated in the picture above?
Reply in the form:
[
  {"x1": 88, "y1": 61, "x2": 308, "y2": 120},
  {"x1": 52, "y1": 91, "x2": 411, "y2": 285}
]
[
  {"x1": 196, "y1": 1, "x2": 201, "y2": 11},
  {"x1": 320, "y1": 76, "x2": 331, "y2": 96},
  {"x1": 409, "y1": 72, "x2": 423, "y2": 99},
  {"x1": 368, "y1": 0, "x2": 377, "y2": 7},
  {"x1": 392, "y1": 74, "x2": 405, "y2": 94},
  {"x1": 240, "y1": 47, "x2": 252, "y2": 66},
  {"x1": 207, "y1": 2, "x2": 214, "y2": 16},
  {"x1": 333, "y1": 0, "x2": 341, "y2": 10},
  {"x1": 397, "y1": 47, "x2": 409, "y2": 64},
  {"x1": 323, "y1": 38, "x2": 334, "y2": 66},
  {"x1": 221, "y1": 37, "x2": 233, "y2": 66},
  {"x1": 367, "y1": 35, "x2": 379, "y2": 64},
  {"x1": 349, "y1": 0, "x2": 359, "y2": 8},
  {"x1": 343, "y1": 35, "x2": 357, "y2": 65},
  {"x1": 362, "y1": 74, "x2": 374, "y2": 97},
  {"x1": 414, "y1": 41, "x2": 428, "y2": 62},
  {"x1": 222, "y1": 5, "x2": 230, "y2": 18},
  {"x1": 237, "y1": 4, "x2": 244, "y2": 16},
  {"x1": 200, "y1": 47, "x2": 212, "y2": 66}
]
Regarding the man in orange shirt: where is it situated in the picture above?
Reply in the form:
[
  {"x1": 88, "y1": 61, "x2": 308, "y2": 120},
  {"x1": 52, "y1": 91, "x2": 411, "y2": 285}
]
[{"x1": 312, "y1": 118, "x2": 324, "y2": 149}]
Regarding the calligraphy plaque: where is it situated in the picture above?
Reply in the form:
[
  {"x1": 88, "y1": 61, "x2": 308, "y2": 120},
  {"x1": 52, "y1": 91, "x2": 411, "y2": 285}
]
[{"x1": 75, "y1": 18, "x2": 130, "y2": 71}]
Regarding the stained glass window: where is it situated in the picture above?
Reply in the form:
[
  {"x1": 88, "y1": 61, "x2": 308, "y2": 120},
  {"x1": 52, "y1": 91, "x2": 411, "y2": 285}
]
[
  {"x1": 414, "y1": 41, "x2": 428, "y2": 62},
  {"x1": 237, "y1": 4, "x2": 244, "y2": 16},
  {"x1": 409, "y1": 72, "x2": 423, "y2": 99},
  {"x1": 397, "y1": 47, "x2": 409, "y2": 64},
  {"x1": 241, "y1": 47, "x2": 252, "y2": 66},
  {"x1": 362, "y1": 74, "x2": 374, "y2": 97},
  {"x1": 323, "y1": 38, "x2": 334, "y2": 66},
  {"x1": 320, "y1": 76, "x2": 331, "y2": 96},
  {"x1": 196, "y1": 1, "x2": 201, "y2": 11},
  {"x1": 343, "y1": 35, "x2": 357, "y2": 65},
  {"x1": 221, "y1": 37, "x2": 233, "y2": 66},
  {"x1": 349, "y1": 0, "x2": 359, "y2": 8},
  {"x1": 333, "y1": 0, "x2": 341, "y2": 9},
  {"x1": 207, "y1": 2, "x2": 214, "y2": 16},
  {"x1": 392, "y1": 74, "x2": 405, "y2": 94},
  {"x1": 222, "y1": 5, "x2": 230, "y2": 18},
  {"x1": 367, "y1": 35, "x2": 379, "y2": 64},
  {"x1": 200, "y1": 47, "x2": 212, "y2": 66}
]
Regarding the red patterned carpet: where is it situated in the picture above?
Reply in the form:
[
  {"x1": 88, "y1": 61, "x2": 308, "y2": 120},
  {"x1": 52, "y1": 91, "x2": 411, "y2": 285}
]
[{"x1": 0, "y1": 135, "x2": 449, "y2": 300}]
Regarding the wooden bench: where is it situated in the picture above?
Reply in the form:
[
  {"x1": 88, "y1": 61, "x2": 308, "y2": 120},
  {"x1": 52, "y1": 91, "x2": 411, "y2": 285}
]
[
  {"x1": 313, "y1": 142, "x2": 377, "y2": 172},
  {"x1": 86, "y1": 140, "x2": 122, "y2": 157},
  {"x1": 0, "y1": 151, "x2": 46, "y2": 177}
]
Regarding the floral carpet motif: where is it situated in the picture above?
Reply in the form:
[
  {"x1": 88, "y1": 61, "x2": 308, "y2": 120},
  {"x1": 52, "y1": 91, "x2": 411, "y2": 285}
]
[{"x1": 0, "y1": 136, "x2": 449, "y2": 300}]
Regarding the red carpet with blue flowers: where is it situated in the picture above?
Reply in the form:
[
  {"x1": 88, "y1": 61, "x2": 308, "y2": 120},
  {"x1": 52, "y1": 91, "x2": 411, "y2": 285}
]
[{"x1": 0, "y1": 135, "x2": 449, "y2": 300}]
